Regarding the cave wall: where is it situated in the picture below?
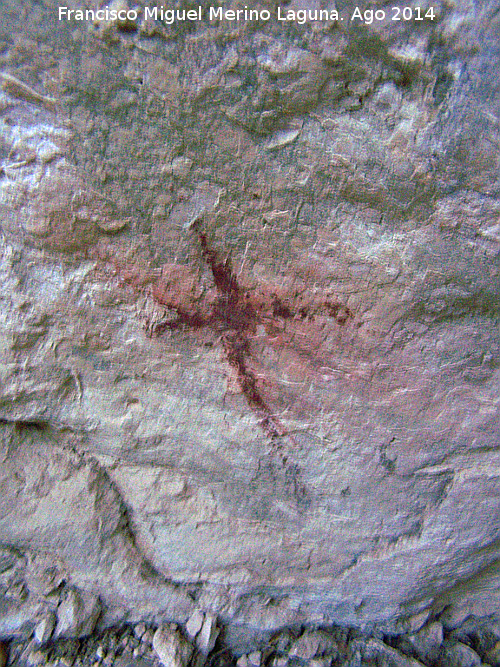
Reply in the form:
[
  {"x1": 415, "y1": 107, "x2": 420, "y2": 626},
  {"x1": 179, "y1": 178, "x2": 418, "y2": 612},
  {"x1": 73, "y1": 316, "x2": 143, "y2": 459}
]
[{"x1": 0, "y1": 0, "x2": 500, "y2": 649}]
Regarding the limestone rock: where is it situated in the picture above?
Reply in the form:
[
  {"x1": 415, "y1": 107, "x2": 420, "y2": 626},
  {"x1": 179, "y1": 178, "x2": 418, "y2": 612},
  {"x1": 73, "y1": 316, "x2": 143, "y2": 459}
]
[
  {"x1": 34, "y1": 613, "x2": 56, "y2": 644},
  {"x1": 54, "y1": 588, "x2": 101, "y2": 639},
  {"x1": 352, "y1": 638, "x2": 427, "y2": 666},
  {"x1": 0, "y1": 0, "x2": 499, "y2": 654},
  {"x1": 196, "y1": 613, "x2": 219, "y2": 655},
  {"x1": 288, "y1": 631, "x2": 338, "y2": 660},
  {"x1": 186, "y1": 610, "x2": 204, "y2": 640},
  {"x1": 152, "y1": 626, "x2": 193, "y2": 667},
  {"x1": 438, "y1": 642, "x2": 483, "y2": 667}
]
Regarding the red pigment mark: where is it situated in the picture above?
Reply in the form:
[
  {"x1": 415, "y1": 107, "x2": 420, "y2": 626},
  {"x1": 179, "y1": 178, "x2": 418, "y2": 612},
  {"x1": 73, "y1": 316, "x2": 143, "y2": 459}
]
[
  {"x1": 97, "y1": 222, "x2": 353, "y2": 461},
  {"x1": 95, "y1": 225, "x2": 354, "y2": 507},
  {"x1": 145, "y1": 221, "x2": 353, "y2": 450},
  {"x1": 198, "y1": 231, "x2": 239, "y2": 297},
  {"x1": 149, "y1": 226, "x2": 288, "y2": 442},
  {"x1": 221, "y1": 332, "x2": 288, "y2": 441}
]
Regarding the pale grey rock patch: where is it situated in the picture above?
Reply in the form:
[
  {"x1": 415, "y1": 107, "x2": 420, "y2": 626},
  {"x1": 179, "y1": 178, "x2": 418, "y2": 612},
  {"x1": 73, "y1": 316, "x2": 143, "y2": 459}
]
[
  {"x1": 438, "y1": 641, "x2": 483, "y2": 667},
  {"x1": 351, "y1": 638, "x2": 427, "y2": 666},
  {"x1": 152, "y1": 626, "x2": 193, "y2": 667},
  {"x1": 186, "y1": 610, "x2": 204, "y2": 640},
  {"x1": 265, "y1": 128, "x2": 302, "y2": 151},
  {"x1": 196, "y1": 614, "x2": 219, "y2": 655},
  {"x1": 288, "y1": 630, "x2": 338, "y2": 661},
  {"x1": 54, "y1": 588, "x2": 101, "y2": 639},
  {"x1": 33, "y1": 613, "x2": 56, "y2": 644},
  {"x1": 247, "y1": 651, "x2": 262, "y2": 667}
]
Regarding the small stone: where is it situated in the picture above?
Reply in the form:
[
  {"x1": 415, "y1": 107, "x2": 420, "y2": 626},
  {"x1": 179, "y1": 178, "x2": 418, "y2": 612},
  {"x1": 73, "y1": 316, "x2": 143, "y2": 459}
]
[
  {"x1": 57, "y1": 656, "x2": 75, "y2": 667},
  {"x1": 34, "y1": 613, "x2": 56, "y2": 644},
  {"x1": 265, "y1": 129, "x2": 301, "y2": 151},
  {"x1": 25, "y1": 216, "x2": 51, "y2": 237},
  {"x1": 248, "y1": 651, "x2": 261, "y2": 667},
  {"x1": 440, "y1": 642, "x2": 482, "y2": 667},
  {"x1": 395, "y1": 611, "x2": 431, "y2": 635},
  {"x1": 96, "y1": 646, "x2": 105, "y2": 659},
  {"x1": 27, "y1": 648, "x2": 46, "y2": 667},
  {"x1": 152, "y1": 626, "x2": 193, "y2": 667},
  {"x1": 55, "y1": 588, "x2": 100, "y2": 638},
  {"x1": 272, "y1": 659, "x2": 288, "y2": 667},
  {"x1": 414, "y1": 621, "x2": 444, "y2": 663},
  {"x1": 95, "y1": 217, "x2": 128, "y2": 233},
  {"x1": 272, "y1": 630, "x2": 296, "y2": 654},
  {"x1": 308, "y1": 659, "x2": 332, "y2": 667},
  {"x1": 186, "y1": 610, "x2": 204, "y2": 639},
  {"x1": 417, "y1": 621, "x2": 443, "y2": 645},
  {"x1": 134, "y1": 623, "x2": 146, "y2": 639},
  {"x1": 396, "y1": 620, "x2": 444, "y2": 665},
  {"x1": 142, "y1": 629, "x2": 154, "y2": 644},
  {"x1": 289, "y1": 631, "x2": 338, "y2": 661},
  {"x1": 196, "y1": 613, "x2": 219, "y2": 655},
  {"x1": 171, "y1": 157, "x2": 193, "y2": 178},
  {"x1": 236, "y1": 656, "x2": 249, "y2": 667}
]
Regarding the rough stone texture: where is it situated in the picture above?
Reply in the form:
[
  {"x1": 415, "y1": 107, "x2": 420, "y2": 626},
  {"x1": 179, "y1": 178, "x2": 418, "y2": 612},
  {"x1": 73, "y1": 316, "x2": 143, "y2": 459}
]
[
  {"x1": 350, "y1": 638, "x2": 427, "y2": 666},
  {"x1": 437, "y1": 641, "x2": 483, "y2": 667},
  {"x1": 288, "y1": 630, "x2": 338, "y2": 660},
  {"x1": 394, "y1": 621, "x2": 443, "y2": 665},
  {"x1": 196, "y1": 613, "x2": 219, "y2": 655},
  {"x1": 5, "y1": 613, "x2": 500, "y2": 667},
  {"x1": 33, "y1": 613, "x2": 55, "y2": 645},
  {"x1": 0, "y1": 0, "x2": 500, "y2": 653},
  {"x1": 152, "y1": 626, "x2": 193, "y2": 667}
]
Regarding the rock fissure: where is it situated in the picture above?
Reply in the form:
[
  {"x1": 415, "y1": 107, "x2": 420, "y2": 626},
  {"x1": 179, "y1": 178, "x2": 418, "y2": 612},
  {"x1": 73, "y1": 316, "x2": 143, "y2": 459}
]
[{"x1": 85, "y1": 454, "x2": 203, "y2": 597}]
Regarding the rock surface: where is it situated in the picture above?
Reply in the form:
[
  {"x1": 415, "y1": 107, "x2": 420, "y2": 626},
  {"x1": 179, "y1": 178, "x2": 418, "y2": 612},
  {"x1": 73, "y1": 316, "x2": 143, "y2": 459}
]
[
  {"x1": 4, "y1": 614, "x2": 500, "y2": 666},
  {"x1": 0, "y1": 0, "x2": 499, "y2": 651},
  {"x1": 152, "y1": 626, "x2": 193, "y2": 667}
]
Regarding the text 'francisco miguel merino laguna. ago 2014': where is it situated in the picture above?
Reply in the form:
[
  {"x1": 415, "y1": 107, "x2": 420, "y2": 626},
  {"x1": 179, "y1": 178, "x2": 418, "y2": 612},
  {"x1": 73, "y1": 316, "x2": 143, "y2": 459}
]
[{"x1": 58, "y1": 5, "x2": 437, "y2": 25}]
